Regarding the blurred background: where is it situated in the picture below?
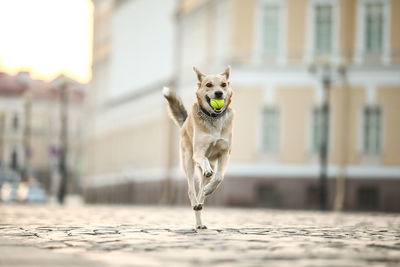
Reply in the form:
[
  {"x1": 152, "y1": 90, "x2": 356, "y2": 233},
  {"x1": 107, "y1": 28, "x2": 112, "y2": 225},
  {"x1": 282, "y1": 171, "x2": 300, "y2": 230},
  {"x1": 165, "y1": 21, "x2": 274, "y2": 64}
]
[{"x1": 0, "y1": 0, "x2": 399, "y2": 211}]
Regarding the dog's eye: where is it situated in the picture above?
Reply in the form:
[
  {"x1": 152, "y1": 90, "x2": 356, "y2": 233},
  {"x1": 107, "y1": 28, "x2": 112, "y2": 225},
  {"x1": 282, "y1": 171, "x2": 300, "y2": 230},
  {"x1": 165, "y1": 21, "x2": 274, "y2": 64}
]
[
  {"x1": 221, "y1": 83, "x2": 227, "y2": 87},
  {"x1": 206, "y1": 83, "x2": 213, "y2": 87}
]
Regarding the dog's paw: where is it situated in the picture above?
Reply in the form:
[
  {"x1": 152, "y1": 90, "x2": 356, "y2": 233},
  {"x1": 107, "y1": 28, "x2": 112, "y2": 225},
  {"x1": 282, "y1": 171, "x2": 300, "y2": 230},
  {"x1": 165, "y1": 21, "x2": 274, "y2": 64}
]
[
  {"x1": 203, "y1": 169, "x2": 214, "y2": 178},
  {"x1": 203, "y1": 186, "x2": 211, "y2": 196},
  {"x1": 203, "y1": 183, "x2": 215, "y2": 196},
  {"x1": 193, "y1": 204, "x2": 203, "y2": 211},
  {"x1": 196, "y1": 225, "x2": 207, "y2": 230},
  {"x1": 203, "y1": 175, "x2": 222, "y2": 196}
]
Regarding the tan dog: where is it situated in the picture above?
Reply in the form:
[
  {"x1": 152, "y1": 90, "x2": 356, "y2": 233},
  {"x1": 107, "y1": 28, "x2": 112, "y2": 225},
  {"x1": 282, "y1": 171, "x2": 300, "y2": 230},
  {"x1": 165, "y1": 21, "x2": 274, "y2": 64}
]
[{"x1": 163, "y1": 66, "x2": 234, "y2": 229}]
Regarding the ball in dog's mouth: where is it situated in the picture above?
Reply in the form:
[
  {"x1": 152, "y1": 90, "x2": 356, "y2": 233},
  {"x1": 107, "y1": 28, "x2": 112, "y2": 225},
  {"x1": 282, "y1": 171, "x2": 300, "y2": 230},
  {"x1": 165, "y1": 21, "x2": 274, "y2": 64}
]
[{"x1": 206, "y1": 96, "x2": 224, "y2": 113}]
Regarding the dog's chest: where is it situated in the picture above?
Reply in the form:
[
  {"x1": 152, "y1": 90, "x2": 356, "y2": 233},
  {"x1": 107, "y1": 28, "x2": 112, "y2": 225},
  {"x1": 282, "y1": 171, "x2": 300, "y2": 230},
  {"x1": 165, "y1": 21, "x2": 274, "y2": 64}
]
[
  {"x1": 195, "y1": 110, "x2": 232, "y2": 155},
  {"x1": 202, "y1": 111, "x2": 230, "y2": 132},
  {"x1": 206, "y1": 121, "x2": 230, "y2": 153}
]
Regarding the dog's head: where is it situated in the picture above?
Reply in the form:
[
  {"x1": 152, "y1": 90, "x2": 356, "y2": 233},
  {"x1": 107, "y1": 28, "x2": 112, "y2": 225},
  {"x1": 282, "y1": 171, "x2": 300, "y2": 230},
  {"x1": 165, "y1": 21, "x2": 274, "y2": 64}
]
[{"x1": 193, "y1": 66, "x2": 232, "y2": 114}]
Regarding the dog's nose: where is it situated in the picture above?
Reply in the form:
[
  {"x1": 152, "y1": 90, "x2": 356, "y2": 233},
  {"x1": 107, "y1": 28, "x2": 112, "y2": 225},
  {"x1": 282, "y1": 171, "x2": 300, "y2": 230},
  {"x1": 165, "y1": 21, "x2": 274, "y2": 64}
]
[{"x1": 214, "y1": 91, "x2": 223, "y2": 98}]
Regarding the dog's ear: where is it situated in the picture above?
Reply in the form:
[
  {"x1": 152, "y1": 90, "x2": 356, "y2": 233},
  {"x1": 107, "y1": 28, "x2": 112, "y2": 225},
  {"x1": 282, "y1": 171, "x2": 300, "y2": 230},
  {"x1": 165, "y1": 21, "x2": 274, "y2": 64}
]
[
  {"x1": 193, "y1": 67, "x2": 206, "y2": 82},
  {"x1": 221, "y1": 65, "x2": 231, "y2": 80}
]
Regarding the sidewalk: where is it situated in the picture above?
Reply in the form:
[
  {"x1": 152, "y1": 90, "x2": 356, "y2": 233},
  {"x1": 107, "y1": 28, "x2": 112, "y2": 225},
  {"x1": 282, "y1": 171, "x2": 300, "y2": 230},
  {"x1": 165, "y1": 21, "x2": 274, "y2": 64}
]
[{"x1": 0, "y1": 204, "x2": 399, "y2": 266}]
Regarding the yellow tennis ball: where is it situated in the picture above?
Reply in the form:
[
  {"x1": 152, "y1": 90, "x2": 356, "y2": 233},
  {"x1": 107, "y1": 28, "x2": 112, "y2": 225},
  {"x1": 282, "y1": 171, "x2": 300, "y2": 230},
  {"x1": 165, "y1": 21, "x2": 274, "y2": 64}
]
[{"x1": 210, "y1": 98, "x2": 225, "y2": 109}]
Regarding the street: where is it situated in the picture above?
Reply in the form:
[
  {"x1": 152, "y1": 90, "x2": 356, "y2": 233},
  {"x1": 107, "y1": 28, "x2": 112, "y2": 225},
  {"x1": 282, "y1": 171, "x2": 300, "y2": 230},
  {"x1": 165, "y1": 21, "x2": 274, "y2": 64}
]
[{"x1": 0, "y1": 204, "x2": 399, "y2": 266}]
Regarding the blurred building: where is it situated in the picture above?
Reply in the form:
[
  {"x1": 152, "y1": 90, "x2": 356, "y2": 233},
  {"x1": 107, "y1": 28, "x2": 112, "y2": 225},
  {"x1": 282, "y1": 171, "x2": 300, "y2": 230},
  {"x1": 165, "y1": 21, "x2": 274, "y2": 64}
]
[
  {"x1": 84, "y1": 0, "x2": 400, "y2": 211},
  {"x1": 0, "y1": 72, "x2": 85, "y2": 196},
  {"x1": 84, "y1": 0, "x2": 177, "y2": 202}
]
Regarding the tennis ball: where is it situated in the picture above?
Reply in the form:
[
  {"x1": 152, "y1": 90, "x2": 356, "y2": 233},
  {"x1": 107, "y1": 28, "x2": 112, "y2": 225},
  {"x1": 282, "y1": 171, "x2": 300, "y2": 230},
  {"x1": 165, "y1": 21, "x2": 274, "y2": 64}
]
[{"x1": 210, "y1": 98, "x2": 225, "y2": 109}]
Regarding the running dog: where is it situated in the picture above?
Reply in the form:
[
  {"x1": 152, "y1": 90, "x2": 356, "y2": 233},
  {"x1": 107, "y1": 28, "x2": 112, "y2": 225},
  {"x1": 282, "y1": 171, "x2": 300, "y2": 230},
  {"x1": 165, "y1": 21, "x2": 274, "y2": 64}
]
[{"x1": 163, "y1": 66, "x2": 234, "y2": 229}]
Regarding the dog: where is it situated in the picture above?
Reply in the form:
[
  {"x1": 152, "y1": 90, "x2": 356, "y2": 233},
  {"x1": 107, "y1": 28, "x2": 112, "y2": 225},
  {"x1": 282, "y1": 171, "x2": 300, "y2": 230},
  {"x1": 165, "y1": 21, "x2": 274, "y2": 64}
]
[{"x1": 163, "y1": 66, "x2": 234, "y2": 229}]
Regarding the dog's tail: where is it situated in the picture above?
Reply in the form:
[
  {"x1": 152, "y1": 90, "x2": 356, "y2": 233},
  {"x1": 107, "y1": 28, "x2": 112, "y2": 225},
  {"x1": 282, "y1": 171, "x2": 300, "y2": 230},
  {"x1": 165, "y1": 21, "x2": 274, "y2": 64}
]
[{"x1": 163, "y1": 86, "x2": 187, "y2": 127}]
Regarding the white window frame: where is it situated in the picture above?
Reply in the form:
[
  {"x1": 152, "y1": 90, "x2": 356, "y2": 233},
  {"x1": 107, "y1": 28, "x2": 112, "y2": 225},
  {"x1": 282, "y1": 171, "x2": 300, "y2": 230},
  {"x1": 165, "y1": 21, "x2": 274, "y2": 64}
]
[
  {"x1": 310, "y1": 106, "x2": 329, "y2": 153},
  {"x1": 354, "y1": 0, "x2": 391, "y2": 65},
  {"x1": 314, "y1": 4, "x2": 333, "y2": 54},
  {"x1": 304, "y1": 0, "x2": 340, "y2": 63},
  {"x1": 361, "y1": 106, "x2": 382, "y2": 155},
  {"x1": 306, "y1": 105, "x2": 334, "y2": 159},
  {"x1": 213, "y1": 0, "x2": 232, "y2": 68},
  {"x1": 260, "y1": 106, "x2": 280, "y2": 154},
  {"x1": 253, "y1": 0, "x2": 287, "y2": 65}
]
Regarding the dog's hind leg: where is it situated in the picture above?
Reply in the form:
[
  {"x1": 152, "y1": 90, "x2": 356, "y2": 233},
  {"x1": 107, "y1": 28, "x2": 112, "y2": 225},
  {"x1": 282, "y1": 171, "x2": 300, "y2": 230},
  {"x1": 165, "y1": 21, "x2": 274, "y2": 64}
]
[
  {"x1": 195, "y1": 210, "x2": 206, "y2": 229},
  {"x1": 181, "y1": 148, "x2": 197, "y2": 209},
  {"x1": 181, "y1": 141, "x2": 206, "y2": 229},
  {"x1": 192, "y1": 167, "x2": 204, "y2": 229}
]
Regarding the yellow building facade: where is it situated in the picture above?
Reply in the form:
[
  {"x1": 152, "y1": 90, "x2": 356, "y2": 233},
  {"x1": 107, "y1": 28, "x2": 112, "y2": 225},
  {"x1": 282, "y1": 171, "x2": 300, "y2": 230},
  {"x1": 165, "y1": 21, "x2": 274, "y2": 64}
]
[{"x1": 85, "y1": 0, "x2": 400, "y2": 210}]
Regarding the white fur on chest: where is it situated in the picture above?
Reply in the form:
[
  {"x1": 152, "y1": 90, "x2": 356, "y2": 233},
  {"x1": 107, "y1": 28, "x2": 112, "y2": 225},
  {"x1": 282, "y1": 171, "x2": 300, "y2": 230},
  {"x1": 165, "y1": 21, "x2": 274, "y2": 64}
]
[
  {"x1": 201, "y1": 112, "x2": 231, "y2": 138},
  {"x1": 200, "y1": 112, "x2": 232, "y2": 152}
]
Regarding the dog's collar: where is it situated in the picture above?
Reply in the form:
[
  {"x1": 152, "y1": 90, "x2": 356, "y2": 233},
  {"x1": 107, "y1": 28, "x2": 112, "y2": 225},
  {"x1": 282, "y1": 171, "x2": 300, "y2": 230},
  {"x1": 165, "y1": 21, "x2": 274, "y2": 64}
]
[{"x1": 197, "y1": 104, "x2": 227, "y2": 122}]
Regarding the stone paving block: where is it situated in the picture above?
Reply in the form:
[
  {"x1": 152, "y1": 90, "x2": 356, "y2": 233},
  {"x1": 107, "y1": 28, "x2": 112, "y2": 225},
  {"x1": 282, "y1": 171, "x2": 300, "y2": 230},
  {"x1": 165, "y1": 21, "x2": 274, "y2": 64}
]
[{"x1": 0, "y1": 204, "x2": 399, "y2": 266}]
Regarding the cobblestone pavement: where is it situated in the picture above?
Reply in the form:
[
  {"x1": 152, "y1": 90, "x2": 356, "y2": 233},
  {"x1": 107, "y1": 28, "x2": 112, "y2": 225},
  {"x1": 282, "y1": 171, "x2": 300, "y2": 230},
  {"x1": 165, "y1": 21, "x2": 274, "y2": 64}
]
[{"x1": 0, "y1": 204, "x2": 399, "y2": 266}]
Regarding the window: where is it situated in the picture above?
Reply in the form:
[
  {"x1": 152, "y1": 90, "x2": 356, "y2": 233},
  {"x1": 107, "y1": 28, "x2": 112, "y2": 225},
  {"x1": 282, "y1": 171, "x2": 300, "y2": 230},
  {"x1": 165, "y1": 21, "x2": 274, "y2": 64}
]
[
  {"x1": 261, "y1": 107, "x2": 279, "y2": 153},
  {"x1": 314, "y1": 4, "x2": 332, "y2": 54},
  {"x1": 305, "y1": 0, "x2": 339, "y2": 62},
  {"x1": 254, "y1": 0, "x2": 286, "y2": 64},
  {"x1": 362, "y1": 106, "x2": 382, "y2": 155},
  {"x1": 311, "y1": 107, "x2": 329, "y2": 152},
  {"x1": 262, "y1": 5, "x2": 280, "y2": 54},
  {"x1": 12, "y1": 113, "x2": 19, "y2": 131},
  {"x1": 10, "y1": 147, "x2": 19, "y2": 171},
  {"x1": 364, "y1": 3, "x2": 383, "y2": 53},
  {"x1": 354, "y1": 0, "x2": 390, "y2": 64}
]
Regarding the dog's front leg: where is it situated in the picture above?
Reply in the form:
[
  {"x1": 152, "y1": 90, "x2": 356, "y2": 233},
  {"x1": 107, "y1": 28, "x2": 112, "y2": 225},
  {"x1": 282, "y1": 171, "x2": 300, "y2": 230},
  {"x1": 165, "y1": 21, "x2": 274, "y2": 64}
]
[
  {"x1": 203, "y1": 150, "x2": 230, "y2": 197},
  {"x1": 193, "y1": 144, "x2": 213, "y2": 178}
]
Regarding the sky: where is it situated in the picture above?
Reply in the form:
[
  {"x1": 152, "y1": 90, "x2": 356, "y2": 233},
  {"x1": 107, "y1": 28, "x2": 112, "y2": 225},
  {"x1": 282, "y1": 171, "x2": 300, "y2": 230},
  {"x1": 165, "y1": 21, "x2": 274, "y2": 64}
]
[{"x1": 0, "y1": 0, "x2": 93, "y2": 83}]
